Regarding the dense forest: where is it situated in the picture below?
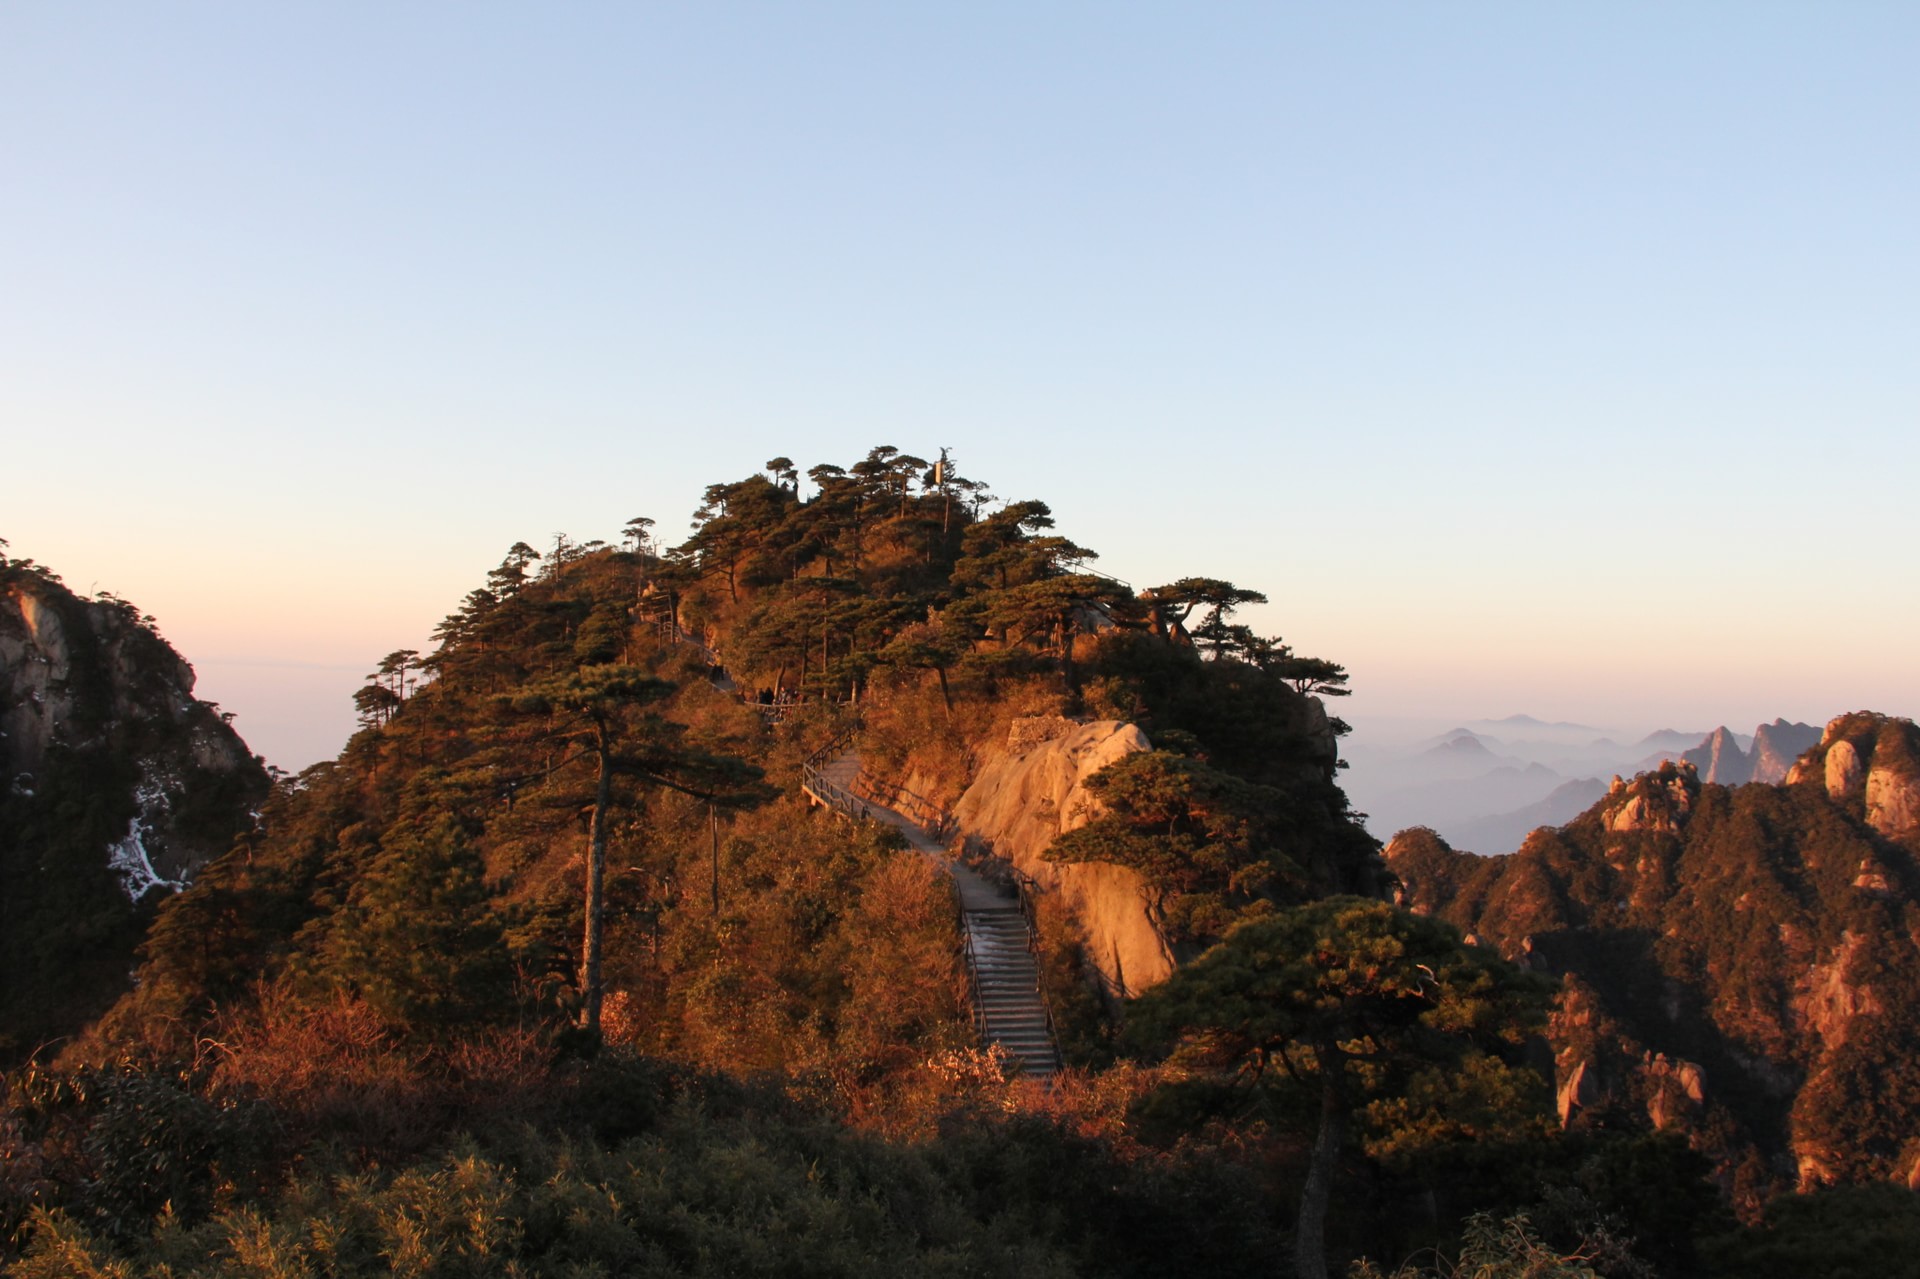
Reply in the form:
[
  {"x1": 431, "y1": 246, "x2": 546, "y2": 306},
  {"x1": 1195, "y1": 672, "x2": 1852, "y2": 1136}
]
[
  {"x1": 4, "y1": 453, "x2": 1918, "y2": 1277},
  {"x1": 1389, "y1": 718, "x2": 1920, "y2": 1218}
]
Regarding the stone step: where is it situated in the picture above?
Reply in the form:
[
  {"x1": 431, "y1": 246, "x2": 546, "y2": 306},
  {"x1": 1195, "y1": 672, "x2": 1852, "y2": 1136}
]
[
  {"x1": 983, "y1": 1010, "x2": 1050, "y2": 1027},
  {"x1": 813, "y1": 750, "x2": 1061, "y2": 1078},
  {"x1": 995, "y1": 1048, "x2": 1060, "y2": 1068}
]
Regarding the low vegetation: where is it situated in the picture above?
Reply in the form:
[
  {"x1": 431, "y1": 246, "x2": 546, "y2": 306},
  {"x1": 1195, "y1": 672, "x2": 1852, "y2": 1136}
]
[{"x1": 4, "y1": 458, "x2": 1916, "y2": 1277}]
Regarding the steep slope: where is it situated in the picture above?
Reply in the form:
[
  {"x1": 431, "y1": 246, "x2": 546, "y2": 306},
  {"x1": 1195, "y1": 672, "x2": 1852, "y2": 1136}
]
[
  {"x1": 1387, "y1": 715, "x2": 1920, "y2": 1215},
  {"x1": 0, "y1": 555, "x2": 267, "y2": 1062},
  {"x1": 1750, "y1": 718, "x2": 1820, "y2": 784},
  {"x1": 1443, "y1": 776, "x2": 1609, "y2": 856},
  {"x1": 952, "y1": 717, "x2": 1174, "y2": 996},
  {"x1": 1683, "y1": 726, "x2": 1752, "y2": 784},
  {"x1": 93, "y1": 448, "x2": 1373, "y2": 1087}
]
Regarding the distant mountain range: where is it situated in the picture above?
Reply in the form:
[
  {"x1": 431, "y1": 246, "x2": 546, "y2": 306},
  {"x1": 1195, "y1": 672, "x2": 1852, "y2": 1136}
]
[
  {"x1": 1345, "y1": 716, "x2": 1822, "y2": 854},
  {"x1": 1681, "y1": 718, "x2": 1823, "y2": 785},
  {"x1": 1386, "y1": 712, "x2": 1920, "y2": 1208}
]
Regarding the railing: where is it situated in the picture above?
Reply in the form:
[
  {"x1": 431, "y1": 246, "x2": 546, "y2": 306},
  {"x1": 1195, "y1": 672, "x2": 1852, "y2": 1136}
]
[
  {"x1": 1005, "y1": 867, "x2": 1063, "y2": 1067},
  {"x1": 799, "y1": 726, "x2": 867, "y2": 820},
  {"x1": 1008, "y1": 865, "x2": 1043, "y2": 941},
  {"x1": 804, "y1": 732, "x2": 1062, "y2": 1075},
  {"x1": 652, "y1": 615, "x2": 720, "y2": 666},
  {"x1": 953, "y1": 877, "x2": 989, "y2": 1036},
  {"x1": 1059, "y1": 558, "x2": 1131, "y2": 592}
]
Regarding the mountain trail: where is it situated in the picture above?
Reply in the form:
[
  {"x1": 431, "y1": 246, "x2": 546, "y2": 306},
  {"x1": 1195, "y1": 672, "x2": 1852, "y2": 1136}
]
[{"x1": 804, "y1": 744, "x2": 1060, "y2": 1077}]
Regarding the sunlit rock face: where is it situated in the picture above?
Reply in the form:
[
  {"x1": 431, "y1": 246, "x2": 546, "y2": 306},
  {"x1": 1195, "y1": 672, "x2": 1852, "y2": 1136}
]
[
  {"x1": 1387, "y1": 725, "x2": 1920, "y2": 1214},
  {"x1": 1790, "y1": 712, "x2": 1920, "y2": 840},
  {"x1": 1601, "y1": 761, "x2": 1699, "y2": 833},
  {"x1": 952, "y1": 717, "x2": 1176, "y2": 995}
]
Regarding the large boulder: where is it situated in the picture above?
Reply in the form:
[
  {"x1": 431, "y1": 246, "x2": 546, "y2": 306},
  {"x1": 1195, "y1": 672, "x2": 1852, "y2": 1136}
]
[{"x1": 952, "y1": 717, "x2": 1176, "y2": 995}]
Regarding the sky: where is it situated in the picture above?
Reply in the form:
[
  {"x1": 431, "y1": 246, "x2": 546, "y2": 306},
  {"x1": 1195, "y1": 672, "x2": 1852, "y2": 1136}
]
[{"x1": 4, "y1": 3, "x2": 1916, "y2": 770}]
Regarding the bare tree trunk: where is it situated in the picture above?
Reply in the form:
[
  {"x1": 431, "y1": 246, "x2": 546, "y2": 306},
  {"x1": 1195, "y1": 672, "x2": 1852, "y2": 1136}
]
[
  {"x1": 708, "y1": 802, "x2": 721, "y2": 914},
  {"x1": 579, "y1": 727, "x2": 613, "y2": 1037},
  {"x1": 1294, "y1": 1074, "x2": 1349, "y2": 1279}
]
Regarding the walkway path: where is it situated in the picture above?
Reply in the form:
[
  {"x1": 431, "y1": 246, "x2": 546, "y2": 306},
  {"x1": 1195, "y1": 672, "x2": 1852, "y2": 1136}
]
[
  {"x1": 804, "y1": 748, "x2": 1060, "y2": 1078},
  {"x1": 656, "y1": 609, "x2": 1063, "y2": 1079}
]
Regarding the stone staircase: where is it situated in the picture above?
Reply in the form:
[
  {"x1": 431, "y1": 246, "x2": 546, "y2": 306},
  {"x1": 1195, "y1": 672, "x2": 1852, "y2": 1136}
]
[
  {"x1": 802, "y1": 743, "x2": 1060, "y2": 1078},
  {"x1": 660, "y1": 616, "x2": 1062, "y2": 1077},
  {"x1": 963, "y1": 904, "x2": 1060, "y2": 1076}
]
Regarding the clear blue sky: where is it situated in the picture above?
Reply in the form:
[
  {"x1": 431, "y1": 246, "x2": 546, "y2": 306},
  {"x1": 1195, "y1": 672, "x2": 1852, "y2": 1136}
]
[{"x1": 5, "y1": 3, "x2": 1916, "y2": 767}]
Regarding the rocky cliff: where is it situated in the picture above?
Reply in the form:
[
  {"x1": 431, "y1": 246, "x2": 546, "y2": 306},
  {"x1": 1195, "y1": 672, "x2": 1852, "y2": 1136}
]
[
  {"x1": 1673, "y1": 719, "x2": 1819, "y2": 786},
  {"x1": 1386, "y1": 716, "x2": 1920, "y2": 1215},
  {"x1": 951, "y1": 717, "x2": 1177, "y2": 996},
  {"x1": 1750, "y1": 718, "x2": 1821, "y2": 785},
  {"x1": 0, "y1": 557, "x2": 268, "y2": 1061},
  {"x1": 1683, "y1": 726, "x2": 1752, "y2": 784}
]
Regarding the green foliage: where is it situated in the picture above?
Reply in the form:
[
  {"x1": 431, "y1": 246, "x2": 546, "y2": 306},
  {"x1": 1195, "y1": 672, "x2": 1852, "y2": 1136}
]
[
  {"x1": 310, "y1": 819, "x2": 512, "y2": 1026},
  {"x1": 1134, "y1": 898, "x2": 1552, "y2": 1104},
  {"x1": 1702, "y1": 1183, "x2": 1920, "y2": 1279},
  {"x1": 1133, "y1": 899, "x2": 1554, "y2": 1279},
  {"x1": 1395, "y1": 752, "x2": 1920, "y2": 1204},
  {"x1": 19, "y1": 449, "x2": 1403, "y2": 1274},
  {"x1": 1045, "y1": 749, "x2": 1305, "y2": 944},
  {"x1": 4, "y1": 1051, "x2": 1289, "y2": 1278},
  {"x1": 1, "y1": 1059, "x2": 274, "y2": 1249},
  {"x1": 1361, "y1": 1052, "x2": 1557, "y2": 1170},
  {"x1": 1352, "y1": 1212, "x2": 1602, "y2": 1279}
]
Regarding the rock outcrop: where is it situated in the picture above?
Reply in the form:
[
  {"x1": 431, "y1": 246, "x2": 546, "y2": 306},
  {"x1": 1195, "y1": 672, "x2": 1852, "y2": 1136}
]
[
  {"x1": 951, "y1": 718, "x2": 1176, "y2": 996},
  {"x1": 1387, "y1": 729, "x2": 1920, "y2": 1214},
  {"x1": 1600, "y1": 761, "x2": 1699, "y2": 833},
  {"x1": 1787, "y1": 712, "x2": 1920, "y2": 839},
  {"x1": 1, "y1": 559, "x2": 268, "y2": 1062},
  {"x1": 2, "y1": 573, "x2": 264, "y2": 885}
]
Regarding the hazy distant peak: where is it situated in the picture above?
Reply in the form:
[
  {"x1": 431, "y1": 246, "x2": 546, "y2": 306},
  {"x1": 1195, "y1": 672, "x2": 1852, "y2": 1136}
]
[
  {"x1": 1682, "y1": 726, "x2": 1752, "y2": 785},
  {"x1": 1471, "y1": 714, "x2": 1600, "y2": 732},
  {"x1": 1635, "y1": 728, "x2": 1709, "y2": 750},
  {"x1": 1426, "y1": 735, "x2": 1493, "y2": 757},
  {"x1": 1750, "y1": 718, "x2": 1821, "y2": 785}
]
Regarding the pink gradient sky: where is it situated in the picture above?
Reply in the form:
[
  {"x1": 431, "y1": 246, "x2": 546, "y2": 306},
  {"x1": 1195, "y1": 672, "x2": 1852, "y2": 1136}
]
[{"x1": 5, "y1": 5, "x2": 1915, "y2": 768}]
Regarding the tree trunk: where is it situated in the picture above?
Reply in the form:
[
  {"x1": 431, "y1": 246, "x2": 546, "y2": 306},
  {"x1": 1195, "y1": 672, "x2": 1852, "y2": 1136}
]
[
  {"x1": 579, "y1": 727, "x2": 613, "y2": 1037},
  {"x1": 708, "y1": 802, "x2": 721, "y2": 914},
  {"x1": 1294, "y1": 1074, "x2": 1350, "y2": 1279}
]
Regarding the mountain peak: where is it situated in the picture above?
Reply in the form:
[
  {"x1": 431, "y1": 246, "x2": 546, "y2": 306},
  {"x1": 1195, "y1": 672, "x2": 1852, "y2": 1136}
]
[
  {"x1": 1682, "y1": 726, "x2": 1751, "y2": 785},
  {"x1": 1750, "y1": 719, "x2": 1820, "y2": 784}
]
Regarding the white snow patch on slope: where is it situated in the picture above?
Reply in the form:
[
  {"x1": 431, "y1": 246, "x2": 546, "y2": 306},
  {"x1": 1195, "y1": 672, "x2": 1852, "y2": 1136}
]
[
  {"x1": 107, "y1": 819, "x2": 181, "y2": 900},
  {"x1": 108, "y1": 776, "x2": 182, "y2": 901}
]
